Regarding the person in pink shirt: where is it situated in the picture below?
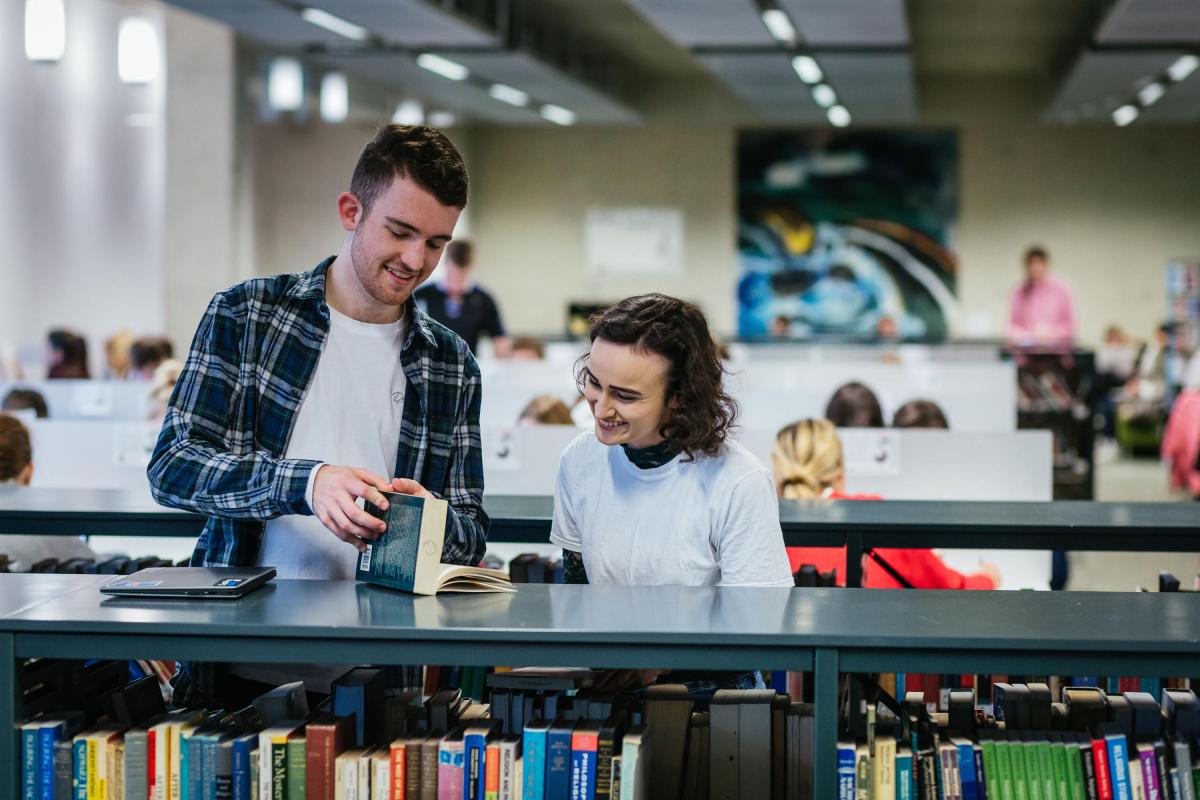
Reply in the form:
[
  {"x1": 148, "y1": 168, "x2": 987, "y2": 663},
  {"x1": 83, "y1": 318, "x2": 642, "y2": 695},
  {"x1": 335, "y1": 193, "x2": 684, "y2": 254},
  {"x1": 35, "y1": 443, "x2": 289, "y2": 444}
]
[{"x1": 1006, "y1": 245, "x2": 1078, "y2": 345}]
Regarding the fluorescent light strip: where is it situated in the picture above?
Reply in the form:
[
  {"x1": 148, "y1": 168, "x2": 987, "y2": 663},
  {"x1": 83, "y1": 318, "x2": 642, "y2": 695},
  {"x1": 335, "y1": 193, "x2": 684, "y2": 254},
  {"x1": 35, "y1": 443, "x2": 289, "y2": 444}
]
[
  {"x1": 827, "y1": 105, "x2": 851, "y2": 127},
  {"x1": 392, "y1": 99, "x2": 425, "y2": 125},
  {"x1": 760, "y1": 8, "x2": 796, "y2": 44},
  {"x1": 1112, "y1": 104, "x2": 1138, "y2": 127},
  {"x1": 300, "y1": 8, "x2": 368, "y2": 42},
  {"x1": 416, "y1": 53, "x2": 469, "y2": 81},
  {"x1": 118, "y1": 18, "x2": 159, "y2": 84},
  {"x1": 792, "y1": 55, "x2": 823, "y2": 85},
  {"x1": 320, "y1": 72, "x2": 349, "y2": 122},
  {"x1": 540, "y1": 104, "x2": 576, "y2": 126},
  {"x1": 811, "y1": 84, "x2": 837, "y2": 108},
  {"x1": 1167, "y1": 54, "x2": 1198, "y2": 83},
  {"x1": 428, "y1": 110, "x2": 457, "y2": 128},
  {"x1": 25, "y1": 0, "x2": 65, "y2": 62},
  {"x1": 1136, "y1": 81, "x2": 1164, "y2": 108},
  {"x1": 489, "y1": 83, "x2": 529, "y2": 107}
]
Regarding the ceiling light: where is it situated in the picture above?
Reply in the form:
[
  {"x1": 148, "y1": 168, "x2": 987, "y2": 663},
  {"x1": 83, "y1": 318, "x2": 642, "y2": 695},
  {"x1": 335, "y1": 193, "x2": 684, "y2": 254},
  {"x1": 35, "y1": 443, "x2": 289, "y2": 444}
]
[
  {"x1": 267, "y1": 57, "x2": 304, "y2": 112},
  {"x1": 428, "y1": 110, "x2": 457, "y2": 128},
  {"x1": 792, "y1": 55, "x2": 823, "y2": 85},
  {"x1": 320, "y1": 72, "x2": 348, "y2": 122},
  {"x1": 489, "y1": 83, "x2": 529, "y2": 107},
  {"x1": 1167, "y1": 54, "x2": 1199, "y2": 83},
  {"x1": 1112, "y1": 104, "x2": 1138, "y2": 127},
  {"x1": 416, "y1": 53, "x2": 469, "y2": 82},
  {"x1": 540, "y1": 104, "x2": 576, "y2": 126},
  {"x1": 25, "y1": 0, "x2": 65, "y2": 62},
  {"x1": 827, "y1": 105, "x2": 851, "y2": 127},
  {"x1": 117, "y1": 18, "x2": 159, "y2": 84},
  {"x1": 760, "y1": 8, "x2": 796, "y2": 45},
  {"x1": 392, "y1": 99, "x2": 424, "y2": 126},
  {"x1": 1136, "y1": 81, "x2": 1165, "y2": 107},
  {"x1": 300, "y1": 7, "x2": 368, "y2": 41},
  {"x1": 811, "y1": 84, "x2": 837, "y2": 108}
]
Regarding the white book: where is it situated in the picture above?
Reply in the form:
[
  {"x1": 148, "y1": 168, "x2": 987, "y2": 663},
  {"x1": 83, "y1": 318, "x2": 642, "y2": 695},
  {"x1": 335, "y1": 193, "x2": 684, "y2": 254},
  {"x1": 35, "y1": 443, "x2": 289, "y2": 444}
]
[
  {"x1": 619, "y1": 727, "x2": 649, "y2": 800},
  {"x1": 358, "y1": 747, "x2": 377, "y2": 800},
  {"x1": 371, "y1": 751, "x2": 390, "y2": 800},
  {"x1": 151, "y1": 718, "x2": 173, "y2": 800},
  {"x1": 873, "y1": 737, "x2": 897, "y2": 799},
  {"x1": 335, "y1": 749, "x2": 363, "y2": 800},
  {"x1": 513, "y1": 756, "x2": 523, "y2": 800},
  {"x1": 498, "y1": 737, "x2": 521, "y2": 800}
]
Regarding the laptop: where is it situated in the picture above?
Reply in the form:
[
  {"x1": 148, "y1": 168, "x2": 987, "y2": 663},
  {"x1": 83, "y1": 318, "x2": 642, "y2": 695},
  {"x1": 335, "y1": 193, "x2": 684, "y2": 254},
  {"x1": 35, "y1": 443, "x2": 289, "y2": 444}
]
[{"x1": 99, "y1": 566, "x2": 276, "y2": 599}]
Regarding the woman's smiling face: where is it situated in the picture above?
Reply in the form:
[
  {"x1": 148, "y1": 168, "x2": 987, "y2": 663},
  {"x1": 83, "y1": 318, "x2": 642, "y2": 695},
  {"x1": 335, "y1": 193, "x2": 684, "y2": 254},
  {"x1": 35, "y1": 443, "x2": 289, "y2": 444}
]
[{"x1": 582, "y1": 337, "x2": 672, "y2": 450}]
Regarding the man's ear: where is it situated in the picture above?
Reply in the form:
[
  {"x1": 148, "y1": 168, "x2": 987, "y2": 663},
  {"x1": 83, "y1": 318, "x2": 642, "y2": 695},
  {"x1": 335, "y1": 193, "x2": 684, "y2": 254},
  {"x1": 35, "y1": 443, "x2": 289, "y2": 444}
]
[
  {"x1": 17, "y1": 462, "x2": 33, "y2": 486},
  {"x1": 337, "y1": 192, "x2": 363, "y2": 232}
]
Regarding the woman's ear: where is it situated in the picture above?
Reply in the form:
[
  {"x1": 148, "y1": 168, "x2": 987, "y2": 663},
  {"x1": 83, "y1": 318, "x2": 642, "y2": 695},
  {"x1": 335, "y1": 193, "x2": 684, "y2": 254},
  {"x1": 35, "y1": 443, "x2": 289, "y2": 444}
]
[{"x1": 17, "y1": 462, "x2": 33, "y2": 486}]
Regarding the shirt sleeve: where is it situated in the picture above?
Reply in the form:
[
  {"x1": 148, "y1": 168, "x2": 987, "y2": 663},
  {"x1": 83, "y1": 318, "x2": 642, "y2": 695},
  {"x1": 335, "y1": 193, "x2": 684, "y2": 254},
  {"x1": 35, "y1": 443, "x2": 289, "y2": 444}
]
[
  {"x1": 436, "y1": 352, "x2": 490, "y2": 566},
  {"x1": 714, "y1": 469, "x2": 794, "y2": 587},
  {"x1": 870, "y1": 548, "x2": 995, "y2": 590},
  {"x1": 482, "y1": 291, "x2": 507, "y2": 338},
  {"x1": 146, "y1": 291, "x2": 321, "y2": 520},
  {"x1": 549, "y1": 439, "x2": 582, "y2": 552}
]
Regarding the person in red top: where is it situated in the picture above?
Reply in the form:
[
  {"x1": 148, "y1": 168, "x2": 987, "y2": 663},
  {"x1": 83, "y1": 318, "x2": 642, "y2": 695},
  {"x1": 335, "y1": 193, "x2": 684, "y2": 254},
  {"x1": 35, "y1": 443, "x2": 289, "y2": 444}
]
[{"x1": 771, "y1": 417, "x2": 1000, "y2": 589}]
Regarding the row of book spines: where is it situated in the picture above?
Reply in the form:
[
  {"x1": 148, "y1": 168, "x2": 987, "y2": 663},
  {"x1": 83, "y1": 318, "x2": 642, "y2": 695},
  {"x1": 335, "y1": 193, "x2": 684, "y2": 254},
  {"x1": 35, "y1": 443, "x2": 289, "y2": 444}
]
[{"x1": 521, "y1": 719, "x2": 645, "y2": 800}]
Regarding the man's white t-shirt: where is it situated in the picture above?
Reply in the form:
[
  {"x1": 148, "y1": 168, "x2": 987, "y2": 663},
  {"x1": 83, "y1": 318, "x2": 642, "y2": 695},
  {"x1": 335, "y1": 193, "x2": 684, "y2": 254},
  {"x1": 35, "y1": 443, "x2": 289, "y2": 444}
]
[
  {"x1": 549, "y1": 432, "x2": 793, "y2": 587},
  {"x1": 257, "y1": 305, "x2": 406, "y2": 579}
]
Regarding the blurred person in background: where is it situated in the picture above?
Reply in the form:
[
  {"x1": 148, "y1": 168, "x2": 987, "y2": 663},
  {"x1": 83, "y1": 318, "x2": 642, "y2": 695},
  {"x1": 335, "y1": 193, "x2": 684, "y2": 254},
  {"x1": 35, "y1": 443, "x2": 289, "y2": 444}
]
[
  {"x1": 510, "y1": 336, "x2": 546, "y2": 361},
  {"x1": 518, "y1": 394, "x2": 574, "y2": 426},
  {"x1": 825, "y1": 381, "x2": 885, "y2": 428},
  {"x1": 1, "y1": 388, "x2": 49, "y2": 419},
  {"x1": 45, "y1": 329, "x2": 89, "y2": 379},
  {"x1": 1006, "y1": 245, "x2": 1077, "y2": 346},
  {"x1": 103, "y1": 330, "x2": 135, "y2": 380},
  {"x1": 147, "y1": 359, "x2": 183, "y2": 422},
  {"x1": 892, "y1": 399, "x2": 949, "y2": 429},
  {"x1": 415, "y1": 240, "x2": 511, "y2": 357},
  {"x1": 129, "y1": 336, "x2": 173, "y2": 380}
]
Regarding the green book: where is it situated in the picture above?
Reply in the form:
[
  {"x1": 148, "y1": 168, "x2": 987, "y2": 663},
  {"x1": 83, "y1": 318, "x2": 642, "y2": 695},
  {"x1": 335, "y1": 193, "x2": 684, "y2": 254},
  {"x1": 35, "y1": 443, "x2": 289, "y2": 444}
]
[
  {"x1": 981, "y1": 736, "x2": 1002, "y2": 800},
  {"x1": 286, "y1": 736, "x2": 306, "y2": 800},
  {"x1": 1064, "y1": 737, "x2": 1086, "y2": 800},
  {"x1": 1048, "y1": 737, "x2": 1068, "y2": 800},
  {"x1": 1026, "y1": 738, "x2": 1045, "y2": 800},
  {"x1": 1011, "y1": 734, "x2": 1029, "y2": 800},
  {"x1": 271, "y1": 738, "x2": 287, "y2": 800},
  {"x1": 1036, "y1": 739, "x2": 1055, "y2": 800},
  {"x1": 996, "y1": 736, "x2": 1015, "y2": 800}
]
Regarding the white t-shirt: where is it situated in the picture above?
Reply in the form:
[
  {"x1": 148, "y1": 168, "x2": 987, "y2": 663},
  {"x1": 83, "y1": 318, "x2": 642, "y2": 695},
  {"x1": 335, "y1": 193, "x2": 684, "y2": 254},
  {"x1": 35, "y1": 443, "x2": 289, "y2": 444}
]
[
  {"x1": 257, "y1": 306, "x2": 406, "y2": 579},
  {"x1": 550, "y1": 432, "x2": 793, "y2": 587}
]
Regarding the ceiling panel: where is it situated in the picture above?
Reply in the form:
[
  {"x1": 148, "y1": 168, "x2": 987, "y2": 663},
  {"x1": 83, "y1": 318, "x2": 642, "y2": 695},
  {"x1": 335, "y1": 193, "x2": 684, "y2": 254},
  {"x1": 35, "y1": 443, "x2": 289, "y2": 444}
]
[
  {"x1": 166, "y1": 0, "x2": 351, "y2": 48},
  {"x1": 623, "y1": 0, "x2": 776, "y2": 47},
  {"x1": 777, "y1": 0, "x2": 909, "y2": 46},
  {"x1": 1043, "y1": 50, "x2": 1185, "y2": 122},
  {"x1": 315, "y1": 52, "x2": 545, "y2": 123},
  {"x1": 1140, "y1": 70, "x2": 1200, "y2": 121},
  {"x1": 696, "y1": 52, "x2": 826, "y2": 122},
  {"x1": 317, "y1": 0, "x2": 500, "y2": 46},
  {"x1": 821, "y1": 53, "x2": 918, "y2": 121},
  {"x1": 441, "y1": 51, "x2": 641, "y2": 123},
  {"x1": 1097, "y1": 0, "x2": 1200, "y2": 44}
]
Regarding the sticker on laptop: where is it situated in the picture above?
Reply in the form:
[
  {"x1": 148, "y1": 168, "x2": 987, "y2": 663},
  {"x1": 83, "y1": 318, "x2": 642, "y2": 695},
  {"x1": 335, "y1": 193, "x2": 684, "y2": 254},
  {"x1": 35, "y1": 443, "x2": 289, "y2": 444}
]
[
  {"x1": 214, "y1": 578, "x2": 244, "y2": 588},
  {"x1": 105, "y1": 580, "x2": 163, "y2": 588}
]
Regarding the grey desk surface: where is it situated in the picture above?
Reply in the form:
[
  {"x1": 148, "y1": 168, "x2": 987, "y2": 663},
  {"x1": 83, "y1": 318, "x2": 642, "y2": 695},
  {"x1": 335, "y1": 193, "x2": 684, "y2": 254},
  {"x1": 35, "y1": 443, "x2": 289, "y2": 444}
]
[
  {"x1": 0, "y1": 573, "x2": 105, "y2": 617},
  {"x1": 4, "y1": 578, "x2": 1200, "y2": 656}
]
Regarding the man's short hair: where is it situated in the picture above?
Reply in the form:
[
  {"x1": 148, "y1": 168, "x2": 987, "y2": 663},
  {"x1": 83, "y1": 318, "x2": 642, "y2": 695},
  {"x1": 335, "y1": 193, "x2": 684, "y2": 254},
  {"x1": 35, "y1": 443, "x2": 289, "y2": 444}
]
[
  {"x1": 1023, "y1": 245, "x2": 1048, "y2": 265},
  {"x1": 350, "y1": 125, "x2": 468, "y2": 215},
  {"x1": 445, "y1": 240, "x2": 474, "y2": 269},
  {"x1": 1, "y1": 388, "x2": 48, "y2": 419}
]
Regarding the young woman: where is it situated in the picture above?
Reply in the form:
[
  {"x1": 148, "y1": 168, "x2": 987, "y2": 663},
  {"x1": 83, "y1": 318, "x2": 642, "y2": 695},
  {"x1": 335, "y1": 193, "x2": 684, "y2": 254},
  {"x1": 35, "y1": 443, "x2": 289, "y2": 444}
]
[
  {"x1": 550, "y1": 293, "x2": 792, "y2": 590},
  {"x1": 772, "y1": 417, "x2": 1000, "y2": 589}
]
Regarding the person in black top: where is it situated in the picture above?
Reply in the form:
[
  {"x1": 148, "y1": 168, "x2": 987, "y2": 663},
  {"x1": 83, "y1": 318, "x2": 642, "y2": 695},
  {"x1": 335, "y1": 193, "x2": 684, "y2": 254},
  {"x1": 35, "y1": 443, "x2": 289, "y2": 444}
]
[{"x1": 414, "y1": 240, "x2": 511, "y2": 356}]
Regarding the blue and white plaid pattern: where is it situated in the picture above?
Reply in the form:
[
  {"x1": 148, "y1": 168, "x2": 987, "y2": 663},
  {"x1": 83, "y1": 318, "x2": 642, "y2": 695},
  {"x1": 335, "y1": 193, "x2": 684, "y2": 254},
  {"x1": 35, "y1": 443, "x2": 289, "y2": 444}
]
[{"x1": 148, "y1": 257, "x2": 489, "y2": 569}]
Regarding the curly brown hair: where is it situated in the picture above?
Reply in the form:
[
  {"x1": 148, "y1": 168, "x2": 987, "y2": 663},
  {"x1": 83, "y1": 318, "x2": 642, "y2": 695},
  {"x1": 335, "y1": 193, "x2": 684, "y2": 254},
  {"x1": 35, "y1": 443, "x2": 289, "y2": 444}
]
[{"x1": 576, "y1": 294, "x2": 737, "y2": 460}]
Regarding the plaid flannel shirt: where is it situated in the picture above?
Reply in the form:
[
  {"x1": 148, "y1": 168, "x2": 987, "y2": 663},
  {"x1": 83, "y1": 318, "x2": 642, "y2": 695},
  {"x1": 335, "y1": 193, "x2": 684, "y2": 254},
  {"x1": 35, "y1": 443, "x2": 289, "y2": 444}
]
[{"x1": 148, "y1": 257, "x2": 489, "y2": 568}]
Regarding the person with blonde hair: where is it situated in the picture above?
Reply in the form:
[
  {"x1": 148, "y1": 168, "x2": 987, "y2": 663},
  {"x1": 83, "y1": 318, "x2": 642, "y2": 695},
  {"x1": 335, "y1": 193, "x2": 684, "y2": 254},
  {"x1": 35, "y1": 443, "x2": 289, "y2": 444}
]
[
  {"x1": 772, "y1": 417, "x2": 999, "y2": 589},
  {"x1": 518, "y1": 394, "x2": 573, "y2": 426}
]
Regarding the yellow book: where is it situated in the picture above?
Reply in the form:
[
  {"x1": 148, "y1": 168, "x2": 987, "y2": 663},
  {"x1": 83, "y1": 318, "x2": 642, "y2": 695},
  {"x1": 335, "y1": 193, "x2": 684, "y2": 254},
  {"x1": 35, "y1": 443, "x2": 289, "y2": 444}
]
[
  {"x1": 873, "y1": 737, "x2": 897, "y2": 799},
  {"x1": 112, "y1": 742, "x2": 125, "y2": 800},
  {"x1": 87, "y1": 735, "x2": 99, "y2": 800}
]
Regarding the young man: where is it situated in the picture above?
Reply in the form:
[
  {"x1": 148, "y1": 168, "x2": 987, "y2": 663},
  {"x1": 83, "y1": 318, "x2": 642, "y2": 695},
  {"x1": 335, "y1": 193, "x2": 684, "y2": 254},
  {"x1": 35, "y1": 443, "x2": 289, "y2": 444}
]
[
  {"x1": 414, "y1": 240, "x2": 512, "y2": 357},
  {"x1": 1006, "y1": 245, "x2": 1078, "y2": 345},
  {"x1": 148, "y1": 125, "x2": 488, "y2": 703}
]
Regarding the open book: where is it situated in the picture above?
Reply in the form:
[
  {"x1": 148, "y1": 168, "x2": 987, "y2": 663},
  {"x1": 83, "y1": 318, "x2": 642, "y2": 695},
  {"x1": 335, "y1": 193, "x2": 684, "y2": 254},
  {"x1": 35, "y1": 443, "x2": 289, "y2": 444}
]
[{"x1": 356, "y1": 491, "x2": 514, "y2": 595}]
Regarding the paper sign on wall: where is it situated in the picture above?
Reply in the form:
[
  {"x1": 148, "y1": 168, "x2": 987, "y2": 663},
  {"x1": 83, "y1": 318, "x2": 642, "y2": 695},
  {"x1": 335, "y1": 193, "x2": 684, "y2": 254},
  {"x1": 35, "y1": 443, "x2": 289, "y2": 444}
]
[
  {"x1": 842, "y1": 430, "x2": 902, "y2": 476},
  {"x1": 584, "y1": 207, "x2": 684, "y2": 277}
]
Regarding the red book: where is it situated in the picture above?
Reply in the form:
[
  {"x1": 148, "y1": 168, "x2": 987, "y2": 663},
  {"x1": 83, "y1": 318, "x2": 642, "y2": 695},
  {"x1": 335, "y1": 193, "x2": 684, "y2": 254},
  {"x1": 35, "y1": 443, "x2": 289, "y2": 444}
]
[
  {"x1": 147, "y1": 729, "x2": 156, "y2": 799},
  {"x1": 306, "y1": 715, "x2": 354, "y2": 800},
  {"x1": 391, "y1": 741, "x2": 406, "y2": 800},
  {"x1": 485, "y1": 743, "x2": 501, "y2": 798},
  {"x1": 1092, "y1": 735, "x2": 1114, "y2": 800}
]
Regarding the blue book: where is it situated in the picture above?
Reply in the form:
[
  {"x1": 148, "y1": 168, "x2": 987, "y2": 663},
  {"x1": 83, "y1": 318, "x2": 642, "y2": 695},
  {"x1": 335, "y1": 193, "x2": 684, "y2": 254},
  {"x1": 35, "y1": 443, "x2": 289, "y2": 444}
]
[
  {"x1": 546, "y1": 719, "x2": 576, "y2": 800},
  {"x1": 523, "y1": 718, "x2": 551, "y2": 800},
  {"x1": 569, "y1": 722, "x2": 600, "y2": 800},
  {"x1": 72, "y1": 737, "x2": 87, "y2": 800},
  {"x1": 22, "y1": 722, "x2": 41, "y2": 800},
  {"x1": 463, "y1": 723, "x2": 496, "y2": 800},
  {"x1": 954, "y1": 737, "x2": 979, "y2": 800},
  {"x1": 896, "y1": 746, "x2": 915, "y2": 800},
  {"x1": 38, "y1": 719, "x2": 73, "y2": 800},
  {"x1": 1106, "y1": 732, "x2": 1132, "y2": 800},
  {"x1": 356, "y1": 493, "x2": 448, "y2": 595},
  {"x1": 973, "y1": 743, "x2": 988, "y2": 800},
  {"x1": 230, "y1": 732, "x2": 258, "y2": 800},
  {"x1": 837, "y1": 741, "x2": 857, "y2": 800}
]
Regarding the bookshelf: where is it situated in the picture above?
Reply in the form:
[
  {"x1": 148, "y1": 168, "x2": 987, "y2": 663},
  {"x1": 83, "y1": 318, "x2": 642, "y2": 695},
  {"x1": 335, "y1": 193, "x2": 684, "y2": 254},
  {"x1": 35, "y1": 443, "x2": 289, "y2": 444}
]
[
  {"x1": 3, "y1": 577, "x2": 1200, "y2": 795},
  {"x1": 3, "y1": 490, "x2": 1197, "y2": 588}
]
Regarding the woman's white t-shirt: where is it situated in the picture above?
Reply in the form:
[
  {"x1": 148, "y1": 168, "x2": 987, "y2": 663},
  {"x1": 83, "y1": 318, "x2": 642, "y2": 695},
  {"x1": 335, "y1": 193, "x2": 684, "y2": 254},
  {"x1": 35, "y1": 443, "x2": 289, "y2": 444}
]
[{"x1": 549, "y1": 432, "x2": 793, "y2": 587}]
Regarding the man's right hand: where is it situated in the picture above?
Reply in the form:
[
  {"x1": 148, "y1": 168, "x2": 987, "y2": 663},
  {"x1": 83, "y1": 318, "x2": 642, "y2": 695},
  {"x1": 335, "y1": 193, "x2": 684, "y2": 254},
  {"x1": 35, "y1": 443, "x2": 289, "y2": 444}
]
[{"x1": 311, "y1": 466, "x2": 393, "y2": 551}]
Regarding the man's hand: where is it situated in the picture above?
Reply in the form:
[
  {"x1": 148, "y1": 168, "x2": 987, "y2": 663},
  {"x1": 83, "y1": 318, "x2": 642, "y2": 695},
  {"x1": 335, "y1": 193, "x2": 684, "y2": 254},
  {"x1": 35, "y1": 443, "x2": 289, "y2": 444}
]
[
  {"x1": 311, "y1": 466, "x2": 393, "y2": 551},
  {"x1": 390, "y1": 477, "x2": 434, "y2": 499}
]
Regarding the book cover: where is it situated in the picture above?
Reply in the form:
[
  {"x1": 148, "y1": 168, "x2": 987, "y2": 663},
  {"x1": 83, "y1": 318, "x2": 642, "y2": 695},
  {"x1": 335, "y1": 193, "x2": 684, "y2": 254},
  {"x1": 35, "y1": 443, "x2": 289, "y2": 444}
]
[
  {"x1": 437, "y1": 731, "x2": 465, "y2": 800},
  {"x1": 403, "y1": 734, "x2": 424, "y2": 800},
  {"x1": 389, "y1": 739, "x2": 406, "y2": 800},
  {"x1": 357, "y1": 747, "x2": 377, "y2": 800},
  {"x1": 333, "y1": 750, "x2": 362, "y2": 800},
  {"x1": 874, "y1": 737, "x2": 898, "y2": 800},
  {"x1": 333, "y1": 668, "x2": 385, "y2": 749},
  {"x1": 1135, "y1": 743, "x2": 1161, "y2": 800},
  {"x1": 896, "y1": 745, "x2": 914, "y2": 800},
  {"x1": 971, "y1": 744, "x2": 987, "y2": 800},
  {"x1": 285, "y1": 736, "x2": 305, "y2": 800},
  {"x1": 1093, "y1": 732, "x2": 1114, "y2": 800},
  {"x1": 547, "y1": 719, "x2": 575, "y2": 800},
  {"x1": 55, "y1": 740, "x2": 73, "y2": 800},
  {"x1": 370, "y1": 750, "x2": 390, "y2": 800},
  {"x1": 23, "y1": 721, "x2": 40, "y2": 800},
  {"x1": 230, "y1": 732, "x2": 258, "y2": 800},
  {"x1": 1036, "y1": 738, "x2": 1054, "y2": 800},
  {"x1": 594, "y1": 713, "x2": 624, "y2": 800},
  {"x1": 1106, "y1": 732, "x2": 1132, "y2": 800},
  {"x1": 523, "y1": 718, "x2": 551, "y2": 800},
  {"x1": 357, "y1": 492, "x2": 512, "y2": 596},
  {"x1": 215, "y1": 738, "x2": 235, "y2": 800},
  {"x1": 73, "y1": 734, "x2": 87, "y2": 800},
  {"x1": 1077, "y1": 733, "x2": 1099, "y2": 800},
  {"x1": 497, "y1": 736, "x2": 521, "y2": 800},
  {"x1": 420, "y1": 734, "x2": 441, "y2": 800},
  {"x1": 306, "y1": 715, "x2": 353, "y2": 800},
  {"x1": 485, "y1": 741, "x2": 501, "y2": 800},
  {"x1": 570, "y1": 722, "x2": 600, "y2": 800},
  {"x1": 464, "y1": 721, "x2": 498, "y2": 800},
  {"x1": 617, "y1": 727, "x2": 647, "y2": 800},
  {"x1": 837, "y1": 741, "x2": 856, "y2": 800},
  {"x1": 951, "y1": 738, "x2": 976, "y2": 800}
]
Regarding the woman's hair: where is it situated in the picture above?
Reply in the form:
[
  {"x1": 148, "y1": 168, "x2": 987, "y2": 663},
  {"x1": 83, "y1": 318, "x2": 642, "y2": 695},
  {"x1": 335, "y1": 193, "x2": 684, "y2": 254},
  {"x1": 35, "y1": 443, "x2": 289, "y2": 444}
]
[
  {"x1": 772, "y1": 418, "x2": 844, "y2": 500},
  {"x1": 47, "y1": 329, "x2": 89, "y2": 379},
  {"x1": 824, "y1": 381, "x2": 884, "y2": 428},
  {"x1": 1, "y1": 388, "x2": 48, "y2": 419},
  {"x1": 0, "y1": 413, "x2": 33, "y2": 483},
  {"x1": 892, "y1": 399, "x2": 949, "y2": 429},
  {"x1": 577, "y1": 293, "x2": 736, "y2": 460},
  {"x1": 104, "y1": 329, "x2": 134, "y2": 379},
  {"x1": 518, "y1": 394, "x2": 574, "y2": 426}
]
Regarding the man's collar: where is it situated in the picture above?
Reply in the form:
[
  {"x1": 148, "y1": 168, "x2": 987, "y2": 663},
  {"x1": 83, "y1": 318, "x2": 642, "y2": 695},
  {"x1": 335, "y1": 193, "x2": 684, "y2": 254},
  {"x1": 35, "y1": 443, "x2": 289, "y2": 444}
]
[{"x1": 292, "y1": 256, "x2": 437, "y2": 348}]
